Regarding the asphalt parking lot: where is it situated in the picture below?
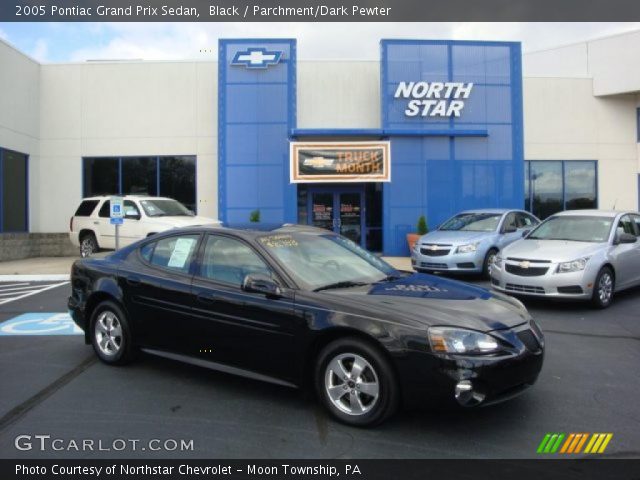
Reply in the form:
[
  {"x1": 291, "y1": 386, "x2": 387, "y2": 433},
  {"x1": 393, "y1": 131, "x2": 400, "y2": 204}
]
[{"x1": 0, "y1": 276, "x2": 638, "y2": 459}]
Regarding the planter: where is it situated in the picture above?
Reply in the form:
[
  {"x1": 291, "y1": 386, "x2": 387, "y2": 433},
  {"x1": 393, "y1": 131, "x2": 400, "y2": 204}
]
[{"x1": 406, "y1": 233, "x2": 420, "y2": 253}]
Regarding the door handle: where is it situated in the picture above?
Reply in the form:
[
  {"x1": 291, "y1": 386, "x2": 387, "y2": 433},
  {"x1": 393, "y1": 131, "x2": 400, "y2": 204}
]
[
  {"x1": 93, "y1": 221, "x2": 99, "y2": 225},
  {"x1": 197, "y1": 293, "x2": 219, "y2": 304},
  {"x1": 126, "y1": 277, "x2": 141, "y2": 286}
]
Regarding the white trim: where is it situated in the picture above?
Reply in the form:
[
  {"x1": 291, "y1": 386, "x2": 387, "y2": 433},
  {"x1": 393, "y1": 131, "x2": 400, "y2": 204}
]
[{"x1": 0, "y1": 275, "x2": 70, "y2": 282}]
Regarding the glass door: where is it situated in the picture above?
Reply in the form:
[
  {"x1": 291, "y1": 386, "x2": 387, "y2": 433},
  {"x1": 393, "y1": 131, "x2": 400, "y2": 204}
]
[
  {"x1": 310, "y1": 192, "x2": 335, "y2": 231},
  {"x1": 339, "y1": 192, "x2": 362, "y2": 245},
  {"x1": 308, "y1": 187, "x2": 365, "y2": 247}
]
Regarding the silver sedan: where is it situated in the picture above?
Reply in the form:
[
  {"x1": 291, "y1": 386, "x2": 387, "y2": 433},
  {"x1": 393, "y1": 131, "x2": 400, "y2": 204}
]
[{"x1": 491, "y1": 210, "x2": 640, "y2": 308}]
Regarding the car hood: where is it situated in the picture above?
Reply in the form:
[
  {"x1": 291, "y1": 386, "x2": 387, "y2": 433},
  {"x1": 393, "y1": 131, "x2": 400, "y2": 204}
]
[
  {"x1": 503, "y1": 239, "x2": 605, "y2": 262},
  {"x1": 150, "y1": 215, "x2": 220, "y2": 228},
  {"x1": 322, "y1": 273, "x2": 530, "y2": 332},
  {"x1": 419, "y1": 230, "x2": 491, "y2": 245}
]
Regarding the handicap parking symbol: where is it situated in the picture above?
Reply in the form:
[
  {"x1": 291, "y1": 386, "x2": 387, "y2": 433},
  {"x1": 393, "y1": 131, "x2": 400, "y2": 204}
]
[{"x1": 0, "y1": 313, "x2": 83, "y2": 336}]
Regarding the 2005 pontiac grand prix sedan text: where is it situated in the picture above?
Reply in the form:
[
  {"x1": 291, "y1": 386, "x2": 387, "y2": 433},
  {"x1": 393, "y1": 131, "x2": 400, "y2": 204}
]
[{"x1": 68, "y1": 224, "x2": 544, "y2": 426}]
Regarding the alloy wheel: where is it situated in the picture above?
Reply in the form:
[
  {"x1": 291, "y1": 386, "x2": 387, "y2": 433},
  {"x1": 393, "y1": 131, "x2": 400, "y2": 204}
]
[
  {"x1": 94, "y1": 311, "x2": 122, "y2": 356},
  {"x1": 598, "y1": 272, "x2": 613, "y2": 305},
  {"x1": 324, "y1": 353, "x2": 379, "y2": 416},
  {"x1": 80, "y1": 237, "x2": 95, "y2": 257}
]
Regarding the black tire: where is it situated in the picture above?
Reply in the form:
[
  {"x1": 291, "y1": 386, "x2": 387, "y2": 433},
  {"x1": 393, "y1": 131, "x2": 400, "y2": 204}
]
[
  {"x1": 315, "y1": 337, "x2": 399, "y2": 427},
  {"x1": 591, "y1": 267, "x2": 615, "y2": 309},
  {"x1": 80, "y1": 232, "x2": 98, "y2": 258},
  {"x1": 90, "y1": 301, "x2": 135, "y2": 365},
  {"x1": 482, "y1": 248, "x2": 498, "y2": 279}
]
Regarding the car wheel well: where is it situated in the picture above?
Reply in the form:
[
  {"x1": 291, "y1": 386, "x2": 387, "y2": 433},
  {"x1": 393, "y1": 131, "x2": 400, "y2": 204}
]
[
  {"x1": 305, "y1": 328, "x2": 400, "y2": 395},
  {"x1": 601, "y1": 264, "x2": 615, "y2": 280},
  {"x1": 79, "y1": 229, "x2": 96, "y2": 242}
]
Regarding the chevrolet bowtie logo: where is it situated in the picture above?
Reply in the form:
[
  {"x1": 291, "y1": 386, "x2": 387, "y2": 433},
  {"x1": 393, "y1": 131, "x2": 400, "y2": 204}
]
[
  {"x1": 231, "y1": 48, "x2": 282, "y2": 68},
  {"x1": 430, "y1": 245, "x2": 439, "y2": 251},
  {"x1": 519, "y1": 260, "x2": 531, "y2": 269},
  {"x1": 303, "y1": 157, "x2": 334, "y2": 168}
]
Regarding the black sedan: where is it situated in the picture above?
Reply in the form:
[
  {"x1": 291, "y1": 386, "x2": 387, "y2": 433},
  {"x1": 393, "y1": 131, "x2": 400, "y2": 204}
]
[{"x1": 68, "y1": 224, "x2": 544, "y2": 427}]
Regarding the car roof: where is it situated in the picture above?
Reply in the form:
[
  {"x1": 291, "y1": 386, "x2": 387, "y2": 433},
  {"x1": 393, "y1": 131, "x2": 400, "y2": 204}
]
[
  {"x1": 80, "y1": 195, "x2": 174, "y2": 201},
  {"x1": 153, "y1": 223, "x2": 333, "y2": 239},
  {"x1": 553, "y1": 209, "x2": 637, "y2": 218},
  {"x1": 458, "y1": 208, "x2": 513, "y2": 214}
]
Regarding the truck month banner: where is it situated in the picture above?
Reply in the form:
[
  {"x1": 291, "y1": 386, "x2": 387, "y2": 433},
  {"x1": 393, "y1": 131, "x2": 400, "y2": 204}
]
[{"x1": 290, "y1": 142, "x2": 391, "y2": 183}]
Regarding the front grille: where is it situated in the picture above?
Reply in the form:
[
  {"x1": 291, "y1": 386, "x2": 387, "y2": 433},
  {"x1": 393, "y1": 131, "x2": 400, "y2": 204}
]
[
  {"x1": 456, "y1": 262, "x2": 476, "y2": 269},
  {"x1": 505, "y1": 283, "x2": 545, "y2": 294},
  {"x1": 517, "y1": 329, "x2": 541, "y2": 352},
  {"x1": 557, "y1": 285, "x2": 584, "y2": 294},
  {"x1": 420, "y1": 246, "x2": 450, "y2": 256},
  {"x1": 505, "y1": 264, "x2": 549, "y2": 277},
  {"x1": 507, "y1": 257, "x2": 551, "y2": 264},
  {"x1": 421, "y1": 262, "x2": 448, "y2": 269}
]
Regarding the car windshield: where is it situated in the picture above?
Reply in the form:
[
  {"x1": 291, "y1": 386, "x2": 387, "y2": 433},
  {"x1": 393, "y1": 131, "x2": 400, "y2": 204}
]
[
  {"x1": 257, "y1": 233, "x2": 399, "y2": 291},
  {"x1": 439, "y1": 213, "x2": 502, "y2": 232},
  {"x1": 527, "y1": 215, "x2": 613, "y2": 242},
  {"x1": 139, "y1": 199, "x2": 193, "y2": 217}
]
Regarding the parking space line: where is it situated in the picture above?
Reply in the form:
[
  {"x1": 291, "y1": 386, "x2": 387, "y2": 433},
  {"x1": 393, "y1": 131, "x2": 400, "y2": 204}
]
[
  {"x1": 0, "y1": 283, "x2": 31, "y2": 289},
  {"x1": 0, "y1": 281, "x2": 69, "y2": 306},
  {"x1": 0, "y1": 285, "x2": 47, "y2": 294}
]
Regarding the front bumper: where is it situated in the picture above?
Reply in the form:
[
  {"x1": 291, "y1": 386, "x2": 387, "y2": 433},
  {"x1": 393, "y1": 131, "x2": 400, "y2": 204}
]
[
  {"x1": 395, "y1": 323, "x2": 544, "y2": 409},
  {"x1": 490, "y1": 261, "x2": 595, "y2": 299},
  {"x1": 411, "y1": 248, "x2": 484, "y2": 273}
]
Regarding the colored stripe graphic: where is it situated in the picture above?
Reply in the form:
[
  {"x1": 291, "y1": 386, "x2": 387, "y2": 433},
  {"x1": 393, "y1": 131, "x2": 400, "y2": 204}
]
[{"x1": 538, "y1": 433, "x2": 613, "y2": 454}]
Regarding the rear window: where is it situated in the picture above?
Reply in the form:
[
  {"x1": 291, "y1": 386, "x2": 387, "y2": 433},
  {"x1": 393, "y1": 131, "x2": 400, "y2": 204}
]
[{"x1": 74, "y1": 200, "x2": 99, "y2": 217}]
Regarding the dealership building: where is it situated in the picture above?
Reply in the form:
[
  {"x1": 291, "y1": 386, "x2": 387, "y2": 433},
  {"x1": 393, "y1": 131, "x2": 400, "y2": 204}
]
[{"x1": 1, "y1": 30, "x2": 639, "y2": 258}]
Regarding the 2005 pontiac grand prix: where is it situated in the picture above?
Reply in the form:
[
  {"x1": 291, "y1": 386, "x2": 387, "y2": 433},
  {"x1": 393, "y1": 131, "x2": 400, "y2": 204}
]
[{"x1": 68, "y1": 224, "x2": 544, "y2": 426}]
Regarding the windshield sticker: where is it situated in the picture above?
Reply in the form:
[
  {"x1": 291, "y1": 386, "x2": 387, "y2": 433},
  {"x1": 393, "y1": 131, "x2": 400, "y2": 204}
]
[
  {"x1": 258, "y1": 235, "x2": 299, "y2": 248},
  {"x1": 167, "y1": 238, "x2": 196, "y2": 268}
]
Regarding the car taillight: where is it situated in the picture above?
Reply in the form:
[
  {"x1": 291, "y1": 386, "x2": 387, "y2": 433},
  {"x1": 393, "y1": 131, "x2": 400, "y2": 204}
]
[{"x1": 70, "y1": 217, "x2": 73, "y2": 231}]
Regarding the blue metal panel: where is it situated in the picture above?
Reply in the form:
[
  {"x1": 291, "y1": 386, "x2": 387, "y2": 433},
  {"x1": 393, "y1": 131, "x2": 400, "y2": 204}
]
[
  {"x1": 381, "y1": 39, "x2": 525, "y2": 255},
  {"x1": 219, "y1": 39, "x2": 296, "y2": 224}
]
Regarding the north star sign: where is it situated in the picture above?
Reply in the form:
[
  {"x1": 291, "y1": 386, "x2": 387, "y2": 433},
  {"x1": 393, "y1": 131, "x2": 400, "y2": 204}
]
[{"x1": 394, "y1": 81, "x2": 474, "y2": 117}]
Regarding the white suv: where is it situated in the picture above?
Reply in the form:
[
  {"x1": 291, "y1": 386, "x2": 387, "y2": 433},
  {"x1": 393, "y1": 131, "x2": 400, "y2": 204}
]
[{"x1": 69, "y1": 195, "x2": 219, "y2": 257}]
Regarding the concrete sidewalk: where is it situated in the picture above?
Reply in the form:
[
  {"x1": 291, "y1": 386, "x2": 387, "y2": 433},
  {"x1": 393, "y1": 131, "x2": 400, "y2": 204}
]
[{"x1": 0, "y1": 254, "x2": 412, "y2": 277}]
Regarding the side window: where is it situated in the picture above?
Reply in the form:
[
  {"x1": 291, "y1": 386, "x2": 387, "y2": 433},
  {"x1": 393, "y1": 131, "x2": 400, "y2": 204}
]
[
  {"x1": 74, "y1": 200, "x2": 99, "y2": 217},
  {"x1": 123, "y1": 200, "x2": 140, "y2": 217},
  {"x1": 146, "y1": 234, "x2": 199, "y2": 273},
  {"x1": 616, "y1": 215, "x2": 637, "y2": 237},
  {"x1": 200, "y1": 235, "x2": 272, "y2": 287},
  {"x1": 632, "y1": 215, "x2": 640, "y2": 236},
  {"x1": 98, "y1": 200, "x2": 110, "y2": 218},
  {"x1": 516, "y1": 213, "x2": 537, "y2": 228},
  {"x1": 502, "y1": 212, "x2": 517, "y2": 231}
]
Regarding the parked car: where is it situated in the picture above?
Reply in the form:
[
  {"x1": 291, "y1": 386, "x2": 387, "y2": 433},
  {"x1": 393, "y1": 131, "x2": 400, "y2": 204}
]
[
  {"x1": 69, "y1": 195, "x2": 219, "y2": 257},
  {"x1": 69, "y1": 224, "x2": 544, "y2": 427},
  {"x1": 411, "y1": 209, "x2": 540, "y2": 277},
  {"x1": 491, "y1": 210, "x2": 640, "y2": 308}
]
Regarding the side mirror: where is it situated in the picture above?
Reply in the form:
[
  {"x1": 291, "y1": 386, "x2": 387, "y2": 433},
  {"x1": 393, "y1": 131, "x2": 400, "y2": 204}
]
[
  {"x1": 125, "y1": 212, "x2": 141, "y2": 220},
  {"x1": 503, "y1": 225, "x2": 517, "y2": 234},
  {"x1": 242, "y1": 273, "x2": 281, "y2": 298},
  {"x1": 616, "y1": 233, "x2": 637, "y2": 245},
  {"x1": 521, "y1": 229, "x2": 531, "y2": 238}
]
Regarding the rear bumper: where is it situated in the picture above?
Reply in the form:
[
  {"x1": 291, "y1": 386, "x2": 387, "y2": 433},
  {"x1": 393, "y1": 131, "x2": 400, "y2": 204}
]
[
  {"x1": 68, "y1": 295, "x2": 89, "y2": 344},
  {"x1": 69, "y1": 231, "x2": 80, "y2": 247}
]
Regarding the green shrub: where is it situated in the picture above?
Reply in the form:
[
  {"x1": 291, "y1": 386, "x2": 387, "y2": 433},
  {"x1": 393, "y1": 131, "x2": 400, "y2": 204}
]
[
  {"x1": 417, "y1": 215, "x2": 428, "y2": 235},
  {"x1": 249, "y1": 209, "x2": 260, "y2": 223}
]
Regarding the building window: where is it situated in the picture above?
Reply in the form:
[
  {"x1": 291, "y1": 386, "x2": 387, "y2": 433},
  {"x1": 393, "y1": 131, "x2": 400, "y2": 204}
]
[
  {"x1": 83, "y1": 156, "x2": 197, "y2": 212},
  {"x1": 524, "y1": 160, "x2": 597, "y2": 219},
  {"x1": 0, "y1": 147, "x2": 28, "y2": 232}
]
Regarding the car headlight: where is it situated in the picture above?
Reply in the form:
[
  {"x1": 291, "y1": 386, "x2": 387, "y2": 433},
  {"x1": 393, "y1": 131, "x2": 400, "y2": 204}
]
[
  {"x1": 556, "y1": 257, "x2": 589, "y2": 273},
  {"x1": 494, "y1": 254, "x2": 503, "y2": 268},
  {"x1": 455, "y1": 242, "x2": 478, "y2": 254},
  {"x1": 428, "y1": 327, "x2": 501, "y2": 355}
]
